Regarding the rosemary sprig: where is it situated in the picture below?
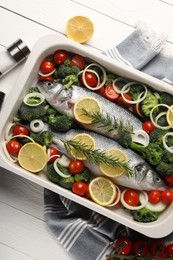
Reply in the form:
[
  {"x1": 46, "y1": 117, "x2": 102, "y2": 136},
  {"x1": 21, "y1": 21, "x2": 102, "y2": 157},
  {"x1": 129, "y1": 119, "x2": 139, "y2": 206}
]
[
  {"x1": 63, "y1": 139, "x2": 133, "y2": 177},
  {"x1": 81, "y1": 109, "x2": 134, "y2": 134}
]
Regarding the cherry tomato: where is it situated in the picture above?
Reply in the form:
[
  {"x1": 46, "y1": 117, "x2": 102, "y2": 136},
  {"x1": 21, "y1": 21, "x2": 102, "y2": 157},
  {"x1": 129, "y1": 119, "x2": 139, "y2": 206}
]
[
  {"x1": 124, "y1": 189, "x2": 139, "y2": 206},
  {"x1": 82, "y1": 71, "x2": 98, "y2": 87},
  {"x1": 68, "y1": 160, "x2": 84, "y2": 174},
  {"x1": 142, "y1": 120, "x2": 156, "y2": 134},
  {"x1": 163, "y1": 174, "x2": 173, "y2": 186},
  {"x1": 105, "y1": 85, "x2": 120, "y2": 101},
  {"x1": 115, "y1": 237, "x2": 132, "y2": 255},
  {"x1": 12, "y1": 124, "x2": 29, "y2": 136},
  {"x1": 149, "y1": 239, "x2": 166, "y2": 258},
  {"x1": 161, "y1": 189, "x2": 173, "y2": 204},
  {"x1": 48, "y1": 146, "x2": 60, "y2": 162},
  {"x1": 40, "y1": 60, "x2": 55, "y2": 74},
  {"x1": 133, "y1": 240, "x2": 148, "y2": 257},
  {"x1": 148, "y1": 190, "x2": 161, "y2": 204},
  {"x1": 72, "y1": 181, "x2": 88, "y2": 196},
  {"x1": 117, "y1": 94, "x2": 132, "y2": 109},
  {"x1": 39, "y1": 75, "x2": 54, "y2": 82},
  {"x1": 54, "y1": 50, "x2": 67, "y2": 65},
  {"x1": 6, "y1": 140, "x2": 21, "y2": 155},
  {"x1": 96, "y1": 85, "x2": 106, "y2": 97},
  {"x1": 85, "y1": 183, "x2": 92, "y2": 200},
  {"x1": 70, "y1": 54, "x2": 85, "y2": 70},
  {"x1": 132, "y1": 104, "x2": 143, "y2": 117},
  {"x1": 165, "y1": 243, "x2": 173, "y2": 257}
]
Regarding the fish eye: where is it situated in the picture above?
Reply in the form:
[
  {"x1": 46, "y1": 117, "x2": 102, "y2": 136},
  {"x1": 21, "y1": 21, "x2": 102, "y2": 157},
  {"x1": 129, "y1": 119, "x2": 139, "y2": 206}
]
[
  {"x1": 155, "y1": 177, "x2": 161, "y2": 183},
  {"x1": 46, "y1": 82, "x2": 54, "y2": 87}
]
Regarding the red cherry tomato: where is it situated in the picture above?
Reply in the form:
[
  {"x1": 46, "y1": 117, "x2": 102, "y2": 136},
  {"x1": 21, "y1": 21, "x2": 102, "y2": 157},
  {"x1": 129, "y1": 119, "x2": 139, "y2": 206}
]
[
  {"x1": 6, "y1": 140, "x2": 21, "y2": 155},
  {"x1": 54, "y1": 50, "x2": 67, "y2": 65},
  {"x1": 12, "y1": 124, "x2": 29, "y2": 136},
  {"x1": 161, "y1": 189, "x2": 173, "y2": 204},
  {"x1": 85, "y1": 183, "x2": 92, "y2": 200},
  {"x1": 165, "y1": 243, "x2": 173, "y2": 257},
  {"x1": 132, "y1": 104, "x2": 143, "y2": 117},
  {"x1": 105, "y1": 85, "x2": 120, "y2": 101},
  {"x1": 148, "y1": 190, "x2": 161, "y2": 204},
  {"x1": 124, "y1": 189, "x2": 139, "y2": 206},
  {"x1": 68, "y1": 160, "x2": 84, "y2": 174},
  {"x1": 133, "y1": 240, "x2": 148, "y2": 257},
  {"x1": 163, "y1": 174, "x2": 173, "y2": 186},
  {"x1": 115, "y1": 237, "x2": 132, "y2": 255},
  {"x1": 48, "y1": 146, "x2": 60, "y2": 162},
  {"x1": 72, "y1": 181, "x2": 88, "y2": 196},
  {"x1": 149, "y1": 239, "x2": 166, "y2": 258},
  {"x1": 82, "y1": 71, "x2": 98, "y2": 88},
  {"x1": 142, "y1": 120, "x2": 156, "y2": 134},
  {"x1": 96, "y1": 85, "x2": 106, "y2": 97},
  {"x1": 70, "y1": 54, "x2": 85, "y2": 70},
  {"x1": 40, "y1": 60, "x2": 55, "y2": 74},
  {"x1": 117, "y1": 94, "x2": 132, "y2": 109},
  {"x1": 39, "y1": 75, "x2": 54, "y2": 82}
]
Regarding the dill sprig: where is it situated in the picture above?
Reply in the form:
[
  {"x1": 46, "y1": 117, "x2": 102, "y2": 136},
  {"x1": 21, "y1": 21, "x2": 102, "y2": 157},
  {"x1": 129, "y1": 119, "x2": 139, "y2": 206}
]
[
  {"x1": 63, "y1": 139, "x2": 132, "y2": 177},
  {"x1": 81, "y1": 109, "x2": 134, "y2": 134}
]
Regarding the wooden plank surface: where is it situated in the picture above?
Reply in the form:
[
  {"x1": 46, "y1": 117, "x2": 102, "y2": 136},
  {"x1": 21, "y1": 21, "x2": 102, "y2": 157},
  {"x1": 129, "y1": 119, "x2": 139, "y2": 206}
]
[{"x1": 0, "y1": 0, "x2": 173, "y2": 259}]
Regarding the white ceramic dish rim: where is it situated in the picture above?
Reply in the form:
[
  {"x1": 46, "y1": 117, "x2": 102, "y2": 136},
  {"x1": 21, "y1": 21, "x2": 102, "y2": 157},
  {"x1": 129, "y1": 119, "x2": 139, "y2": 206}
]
[{"x1": 0, "y1": 34, "x2": 173, "y2": 238}]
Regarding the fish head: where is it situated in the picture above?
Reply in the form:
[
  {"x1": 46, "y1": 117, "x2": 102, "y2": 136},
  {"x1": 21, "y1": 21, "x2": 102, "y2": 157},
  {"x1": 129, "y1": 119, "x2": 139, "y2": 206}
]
[
  {"x1": 134, "y1": 163, "x2": 166, "y2": 190},
  {"x1": 36, "y1": 81, "x2": 74, "y2": 116}
]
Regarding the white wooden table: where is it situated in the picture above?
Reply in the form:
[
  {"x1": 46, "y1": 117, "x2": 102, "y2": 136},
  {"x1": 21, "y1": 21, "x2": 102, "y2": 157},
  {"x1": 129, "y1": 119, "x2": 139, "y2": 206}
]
[{"x1": 1, "y1": 1, "x2": 173, "y2": 259}]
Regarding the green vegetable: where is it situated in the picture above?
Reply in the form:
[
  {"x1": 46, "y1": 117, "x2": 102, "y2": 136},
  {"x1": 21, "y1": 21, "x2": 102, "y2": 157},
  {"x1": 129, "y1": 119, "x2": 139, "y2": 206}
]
[
  {"x1": 46, "y1": 106, "x2": 58, "y2": 116},
  {"x1": 48, "y1": 113, "x2": 74, "y2": 132},
  {"x1": 160, "y1": 91, "x2": 173, "y2": 106},
  {"x1": 30, "y1": 131, "x2": 53, "y2": 146},
  {"x1": 149, "y1": 128, "x2": 167, "y2": 145},
  {"x1": 129, "y1": 84, "x2": 144, "y2": 101},
  {"x1": 28, "y1": 87, "x2": 40, "y2": 93},
  {"x1": 118, "y1": 132, "x2": 132, "y2": 148},
  {"x1": 131, "y1": 207, "x2": 159, "y2": 223},
  {"x1": 141, "y1": 90, "x2": 159, "y2": 116},
  {"x1": 59, "y1": 176, "x2": 75, "y2": 189},
  {"x1": 18, "y1": 103, "x2": 47, "y2": 122},
  {"x1": 74, "y1": 168, "x2": 92, "y2": 182},
  {"x1": 58, "y1": 63, "x2": 80, "y2": 79},
  {"x1": 105, "y1": 73, "x2": 116, "y2": 85},
  {"x1": 63, "y1": 74, "x2": 79, "y2": 89},
  {"x1": 47, "y1": 163, "x2": 61, "y2": 183},
  {"x1": 156, "y1": 151, "x2": 173, "y2": 175}
]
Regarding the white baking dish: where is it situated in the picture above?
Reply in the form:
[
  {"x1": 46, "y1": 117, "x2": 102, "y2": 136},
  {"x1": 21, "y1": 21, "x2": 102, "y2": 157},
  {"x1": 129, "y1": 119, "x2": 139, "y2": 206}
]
[{"x1": 0, "y1": 34, "x2": 172, "y2": 238}]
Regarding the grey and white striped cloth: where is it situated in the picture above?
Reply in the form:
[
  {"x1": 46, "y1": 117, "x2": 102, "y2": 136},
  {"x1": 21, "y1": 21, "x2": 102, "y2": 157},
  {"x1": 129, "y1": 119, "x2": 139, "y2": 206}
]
[{"x1": 44, "y1": 21, "x2": 173, "y2": 260}]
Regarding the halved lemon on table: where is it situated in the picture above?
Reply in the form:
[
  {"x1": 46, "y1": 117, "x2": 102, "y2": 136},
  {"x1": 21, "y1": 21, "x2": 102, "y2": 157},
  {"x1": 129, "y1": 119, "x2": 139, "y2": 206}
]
[
  {"x1": 66, "y1": 16, "x2": 94, "y2": 43},
  {"x1": 89, "y1": 177, "x2": 116, "y2": 206},
  {"x1": 73, "y1": 96, "x2": 102, "y2": 124},
  {"x1": 70, "y1": 133, "x2": 96, "y2": 160},
  {"x1": 18, "y1": 142, "x2": 48, "y2": 173},
  {"x1": 99, "y1": 148, "x2": 128, "y2": 177},
  {"x1": 166, "y1": 105, "x2": 173, "y2": 127}
]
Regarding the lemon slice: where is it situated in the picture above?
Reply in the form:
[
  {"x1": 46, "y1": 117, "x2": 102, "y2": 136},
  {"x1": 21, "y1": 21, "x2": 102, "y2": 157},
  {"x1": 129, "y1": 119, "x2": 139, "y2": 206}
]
[
  {"x1": 99, "y1": 148, "x2": 128, "y2": 177},
  {"x1": 18, "y1": 142, "x2": 48, "y2": 173},
  {"x1": 70, "y1": 133, "x2": 96, "y2": 160},
  {"x1": 89, "y1": 177, "x2": 116, "y2": 206},
  {"x1": 73, "y1": 96, "x2": 102, "y2": 124},
  {"x1": 166, "y1": 105, "x2": 173, "y2": 127},
  {"x1": 66, "y1": 16, "x2": 94, "y2": 43}
]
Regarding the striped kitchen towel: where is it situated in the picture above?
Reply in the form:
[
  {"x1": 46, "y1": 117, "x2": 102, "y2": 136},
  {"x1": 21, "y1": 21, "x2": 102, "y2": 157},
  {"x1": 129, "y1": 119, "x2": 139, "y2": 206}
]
[{"x1": 44, "y1": 21, "x2": 173, "y2": 260}]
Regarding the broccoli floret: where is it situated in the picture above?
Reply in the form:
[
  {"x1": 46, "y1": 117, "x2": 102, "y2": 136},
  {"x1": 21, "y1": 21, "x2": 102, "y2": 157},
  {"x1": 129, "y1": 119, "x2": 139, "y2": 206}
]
[
  {"x1": 141, "y1": 90, "x2": 159, "y2": 116},
  {"x1": 58, "y1": 64, "x2": 72, "y2": 78},
  {"x1": 156, "y1": 161, "x2": 173, "y2": 176},
  {"x1": 145, "y1": 143, "x2": 164, "y2": 166},
  {"x1": 129, "y1": 84, "x2": 144, "y2": 101},
  {"x1": 130, "y1": 142, "x2": 146, "y2": 156},
  {"x1": 160, "y1": 92, "x2": 173, "y2": 106},
  {"x1": 131, "y1": 207, "x2": 159, "y2": 223},
  {"x1": 46, "y1": 106, "x2": 58, "y2": 116},
  {"x1": 18, "y1": 103, "x2": 47, "y2": 122},
  {"x1": 28, "y1": 87, "x2": 39, "y2": 93},
  {"x1": 105, "y1": 73, "x2": 117, "y2": 85},
  {"x1": 47, "y1": 163, "x2": 61, "y2": 184},
  {"x1": 118, "y1": 132, "x2": 132, "y2": 148},
  {"x1": 48, "y1": 114, "x2": 74, "y2": 132},
  {"x1": 30, "y1": 131, "x2": 53, "y2": 146},
  {"x1": 59, "y1": 176, "x2": 75, "y2": 189},
  {"x1": 63, "y1": 75, "x2": 79, "y2": 89},
  {"x1": 70, "y1": 66, "x2": 80, "y2": 75},
  {"x1": 74, "y1": 168, "x2": 92, "y2": 183},
  {"x1": 149, "y1": 128, "x2": 167, "y2": 145}
]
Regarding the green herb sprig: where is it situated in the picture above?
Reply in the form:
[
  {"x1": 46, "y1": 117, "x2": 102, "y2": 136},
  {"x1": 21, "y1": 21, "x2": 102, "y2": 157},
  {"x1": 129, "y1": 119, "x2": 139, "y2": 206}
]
[
  {"x1": 63, "y1": 139, "x2": 132, "y2": 177},
  {"x1": 81, "y1": 109, "x2": 134, "y2": 135}
]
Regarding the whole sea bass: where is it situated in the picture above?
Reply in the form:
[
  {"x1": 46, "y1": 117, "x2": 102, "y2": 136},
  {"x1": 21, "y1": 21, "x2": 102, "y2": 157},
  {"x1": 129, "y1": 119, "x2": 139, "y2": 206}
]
[
  {"x1": 37, "y1": 81, "x2": 142, "y2": 140},
  {"x1": 52, "y1": 129, "x2": 166, "y2": 191}
]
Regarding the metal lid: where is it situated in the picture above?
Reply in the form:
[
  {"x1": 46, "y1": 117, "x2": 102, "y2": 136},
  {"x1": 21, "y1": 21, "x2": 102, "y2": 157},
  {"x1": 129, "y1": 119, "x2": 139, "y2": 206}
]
[{"x1": 7, "y1": 38, "x2": 30, "y2": 62}]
